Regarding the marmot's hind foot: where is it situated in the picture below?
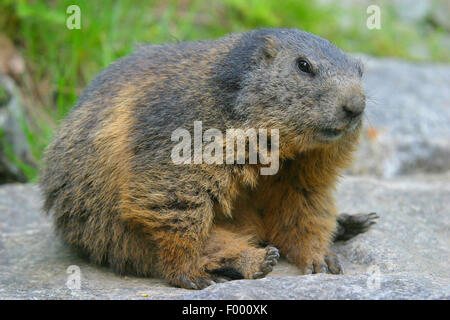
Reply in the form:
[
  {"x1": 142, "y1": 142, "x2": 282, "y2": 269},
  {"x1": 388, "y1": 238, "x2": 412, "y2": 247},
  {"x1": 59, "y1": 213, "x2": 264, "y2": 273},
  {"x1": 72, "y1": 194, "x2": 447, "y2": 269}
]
[
  {"x1": 334, "y1": 212, "x2": 378, "y2": 242},
  {"x1": 172, "y1": 274, "x2": 218, "y2": 290}
]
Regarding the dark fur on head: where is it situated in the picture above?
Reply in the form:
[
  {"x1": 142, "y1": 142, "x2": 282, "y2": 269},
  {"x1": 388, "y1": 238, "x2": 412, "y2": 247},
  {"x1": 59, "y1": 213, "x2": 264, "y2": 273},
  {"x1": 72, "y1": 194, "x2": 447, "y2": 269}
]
[{"x1": 215, "y1": 29, "x2": 365, "y2": 147}]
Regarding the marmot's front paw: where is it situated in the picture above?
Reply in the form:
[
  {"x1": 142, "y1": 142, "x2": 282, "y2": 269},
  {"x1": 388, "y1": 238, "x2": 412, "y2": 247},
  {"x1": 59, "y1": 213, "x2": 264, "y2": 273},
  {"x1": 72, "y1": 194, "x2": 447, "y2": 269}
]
[
  {"x1": 207, "y1": 246, "x2": 280, "y2": 281},
  {"x1": 252, "y1": 246, "x2": 280, "y2": 279},
  {"x1": 324, "y1": 252, "x2": 343, "y2": 274},
  {"x1": 303, "y1": 252, "x2": 343, "y2": 275},
  {"x1": 181, "y1": 247, "x2": 281, "y2": 287}
]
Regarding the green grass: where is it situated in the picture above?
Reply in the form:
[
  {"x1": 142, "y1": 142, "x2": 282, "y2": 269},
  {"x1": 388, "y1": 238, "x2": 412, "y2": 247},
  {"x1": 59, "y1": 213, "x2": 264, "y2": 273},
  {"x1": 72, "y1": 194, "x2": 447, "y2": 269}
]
[
  {"x1": 0, "y1": 0, "x2": 448, "y2": 180},
  {"x1": 0, "y1": 126, "x2": 37, "y2": 181}
]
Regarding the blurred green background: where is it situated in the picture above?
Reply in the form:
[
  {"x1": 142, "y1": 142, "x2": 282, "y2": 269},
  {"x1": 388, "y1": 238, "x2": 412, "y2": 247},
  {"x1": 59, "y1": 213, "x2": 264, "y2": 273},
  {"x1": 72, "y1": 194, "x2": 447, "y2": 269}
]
[{"x1": 0, "y1": 0, "x2": 448, "y2": 181}]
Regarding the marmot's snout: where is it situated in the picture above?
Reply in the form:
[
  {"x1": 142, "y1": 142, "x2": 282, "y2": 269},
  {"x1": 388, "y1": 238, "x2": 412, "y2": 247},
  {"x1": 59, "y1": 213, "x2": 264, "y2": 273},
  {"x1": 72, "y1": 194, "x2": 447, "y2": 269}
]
[
  {"x1": 341, "y1": 86, "x2": 365, "y2": 120},
  {"x1": 315, "y1": 81, "x2": 365, "y2": 142},
  {"x1": 337, "y1": 83, "x2": 366, "y2": 128}
]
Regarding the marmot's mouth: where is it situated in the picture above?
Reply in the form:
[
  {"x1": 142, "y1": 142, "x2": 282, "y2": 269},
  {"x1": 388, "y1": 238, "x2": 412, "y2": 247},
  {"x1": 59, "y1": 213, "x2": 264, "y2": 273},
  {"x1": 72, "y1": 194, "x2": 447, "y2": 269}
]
[
  {"x1": 318, "y1": 128, "x2": 345, "y2": 141},
  {"x1": 317, "y1": 119, "x2": 361, "y2": 142}
]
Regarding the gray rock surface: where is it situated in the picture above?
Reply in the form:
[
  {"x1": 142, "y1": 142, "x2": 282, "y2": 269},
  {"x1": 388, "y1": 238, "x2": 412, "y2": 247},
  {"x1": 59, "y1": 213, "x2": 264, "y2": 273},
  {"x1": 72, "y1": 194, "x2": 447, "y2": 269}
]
[
  {"x1": 348, "y1": 56, "x2": 450, "y2": 177},
  {"x1": 0, "y1": 175, "x2": 448, "y2": 300}
]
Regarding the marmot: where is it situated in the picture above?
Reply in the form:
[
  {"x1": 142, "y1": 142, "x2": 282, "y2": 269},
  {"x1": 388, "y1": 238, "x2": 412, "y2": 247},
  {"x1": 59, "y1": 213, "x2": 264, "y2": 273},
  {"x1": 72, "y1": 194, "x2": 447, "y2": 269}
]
[{"x1": 40, "y1": 28, "x2": 377, "y2": 289}]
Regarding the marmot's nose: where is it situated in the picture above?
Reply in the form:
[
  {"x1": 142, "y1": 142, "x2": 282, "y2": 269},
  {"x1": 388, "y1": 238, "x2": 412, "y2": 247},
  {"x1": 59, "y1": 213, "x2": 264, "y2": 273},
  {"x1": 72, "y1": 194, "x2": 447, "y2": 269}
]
[
  {"x1": 341, "y1": 91, "x2": 365, "y2": 119},
  {"x1": 343, "y1": 104, "x2": 363, "y2": 118}
]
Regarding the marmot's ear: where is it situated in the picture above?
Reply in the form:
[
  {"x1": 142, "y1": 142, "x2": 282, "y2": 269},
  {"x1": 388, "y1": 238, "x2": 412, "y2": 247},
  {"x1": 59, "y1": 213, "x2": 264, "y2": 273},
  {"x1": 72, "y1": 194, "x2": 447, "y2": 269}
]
[{"x1": 258, "y1": 35, "x2": 280, "y2": 63}]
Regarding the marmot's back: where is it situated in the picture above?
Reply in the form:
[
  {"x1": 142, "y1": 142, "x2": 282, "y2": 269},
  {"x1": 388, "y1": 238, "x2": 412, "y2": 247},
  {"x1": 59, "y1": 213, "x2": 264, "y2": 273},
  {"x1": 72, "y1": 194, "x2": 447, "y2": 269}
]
[{"x1": 41, "y1": 37, "x2": 230, "y2": 212}]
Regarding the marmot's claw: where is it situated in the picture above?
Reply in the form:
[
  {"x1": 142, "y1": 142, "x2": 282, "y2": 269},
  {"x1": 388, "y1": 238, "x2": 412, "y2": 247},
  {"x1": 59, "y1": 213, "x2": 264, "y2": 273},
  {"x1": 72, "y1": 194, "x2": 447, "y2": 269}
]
[
  {"x1": 184, "y1": 280, "x2": 198, "y2": 290},
  {"x1": 266, "y1": 246, "x2": 280, "y2": 260},
  {"x1": 194, "y1": 277, "x2": 218, "y2": 289},
  {"x1": 173, "y1": 274, "x2": 218, "y2": 290},
  {"x1": 304, "y1": 253, "x2": 343, "y2": 275},
  {"x1": 304, "y1": 266, "x2": 314, "y2": 275},
  {"x1": 253, "y1": 272, "x2": 265, "y2": 279},
  {"x1": 253, "y1": 246, "x2": 279, "y2": 279},
  {"x1": 265, "y1": 246, "x2": 280, "y2": 267},
  {"x1": 212, "y1": 276, "x2": 230, "y2": 283},
  {"x1": 313, "y1": 263, "x2": 328, "y2": 274},
  {"x1": 324, "y1": 253, "x2": 343, "y2": 274},
  {"x1": 174, "y1": 275, "x2": 198, "y2": 290}
]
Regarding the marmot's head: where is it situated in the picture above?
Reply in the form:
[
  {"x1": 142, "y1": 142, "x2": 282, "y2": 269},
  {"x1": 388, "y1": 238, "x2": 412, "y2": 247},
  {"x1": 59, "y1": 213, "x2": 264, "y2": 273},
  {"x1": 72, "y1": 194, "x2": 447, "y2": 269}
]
[{"x1": 221, "y1": 28, "x2": 365, "y2": 149}]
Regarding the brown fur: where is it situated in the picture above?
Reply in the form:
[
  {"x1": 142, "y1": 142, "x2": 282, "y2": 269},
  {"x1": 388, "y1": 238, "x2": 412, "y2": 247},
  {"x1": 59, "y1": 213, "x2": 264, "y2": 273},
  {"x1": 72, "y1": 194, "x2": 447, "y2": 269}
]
[{"x1": 40, "y1": 28, "x2": 366, "y2": 289}]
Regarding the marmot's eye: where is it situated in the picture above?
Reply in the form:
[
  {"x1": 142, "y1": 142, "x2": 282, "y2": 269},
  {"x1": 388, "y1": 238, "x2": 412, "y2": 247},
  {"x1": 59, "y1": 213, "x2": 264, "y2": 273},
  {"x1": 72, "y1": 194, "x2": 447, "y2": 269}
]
[{"x1": 297, "y1": 59, "x2": 313, "y2": 74}]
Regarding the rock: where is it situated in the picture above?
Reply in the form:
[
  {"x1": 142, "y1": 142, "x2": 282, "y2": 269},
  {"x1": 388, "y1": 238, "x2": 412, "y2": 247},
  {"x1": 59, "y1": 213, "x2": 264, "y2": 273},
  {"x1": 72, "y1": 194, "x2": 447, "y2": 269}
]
[
  {"x1": 0, "y1": 73, "x2": 35, "y2": 183},
  {"x1": 348, "y1": 55, "x2": 450, "y2": 177},
  {"x1": 0, "y1": 175, "x2": 448, "y2": 299},
  {"x1": 430, "y1": 0, "x2": 450, "y2": 31}
]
